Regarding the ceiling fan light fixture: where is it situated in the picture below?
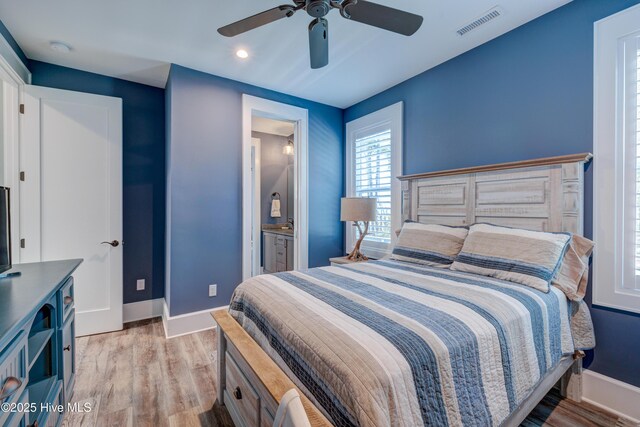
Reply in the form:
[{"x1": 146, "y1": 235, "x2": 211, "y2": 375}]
[
  {"x1": 218, "y1": 0, "x2": 423, "y2": 68},
  {"x1": 236, "y1": 49, "x2": 249, "y2": 59}
]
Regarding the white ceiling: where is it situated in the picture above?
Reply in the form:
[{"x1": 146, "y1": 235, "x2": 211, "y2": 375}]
[
  {"x1": 0, "y1": 0, "x2": 571, "y2": 108},
  {"x1": 252, "y1": 116, "x2": 295, "y2": 136}
]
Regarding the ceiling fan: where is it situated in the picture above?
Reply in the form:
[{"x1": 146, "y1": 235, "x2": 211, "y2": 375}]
[{"x1": 218, "y1": 0, "x2": 423, "y2": 69}]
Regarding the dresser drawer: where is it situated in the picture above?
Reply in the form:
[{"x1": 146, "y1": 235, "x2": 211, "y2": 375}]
[
  {"x1": 31, "y1": 379, "x2": 63, "y2": 427},
  {"x1": 61, "y1": 310, "x2": 75, "y2": 403},
  {"x1": 224, "y1": 352, "x2": 260, "y2": 427},
  {"x1": 0, "y1": 332, "x2": 28, "y2": 426},
  {"x1": 44, "y1": 380, "x2": 63, "y2": 427},
  {"x1": 3, "y1": 389, "x2": 29, "y2": 427},
  {"x1": 58, "y1": 277, "x2": 74, "y2": 323}
]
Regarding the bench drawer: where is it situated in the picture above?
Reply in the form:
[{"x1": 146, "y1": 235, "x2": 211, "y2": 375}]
[
  {"x1": 224, "y1": 352, "x2": 260, "y2": 427},
  {"x1": 0, "y1": 332, "x2": 28, "y2": 426},
  {"x1": 260, "y1": 405, "x2": 275, "y2": 427}
]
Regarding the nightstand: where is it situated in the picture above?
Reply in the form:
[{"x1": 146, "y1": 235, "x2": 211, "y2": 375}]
[{"x1": 329, "y1": 256, "x2": 369, "y2": 266}]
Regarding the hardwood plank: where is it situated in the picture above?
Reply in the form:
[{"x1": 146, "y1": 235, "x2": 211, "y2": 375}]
[
  {"x1": 156, "y1": 333, "x2": 202, "y2": 417},
  {"x1": 99, "y1": 330, "x2": 134, "y2": 414},
  {"x1": 180, "y1": 332, "x2": 211, "y2": 369},
  {"x1": 543, "y1": 390, "x2": 620, "y2": 427},
  {"x1": 190, "y1": 364, "x2": 218, "y2": 410},
  {"x1": 133, "y1": 319, "x2": 161, "y2": 368},
  {"x1": 100, "y1": 406, "x2": 134, "y2": 427},
  {"x1": 133, "y1": 362, "x2": 166, "y2": 422},
  {"x1": 61, "y1": 395, "x2": 101, "y2": 427},
  {"x1": 168, "y1": 409, "x2": 210, "y2": 427},
  {"x1": 196, "y1": 329, "x2": 218, "y2": 365},
  {"x1": 74, "y1": 334, "x2": 90, "y2": 364}
]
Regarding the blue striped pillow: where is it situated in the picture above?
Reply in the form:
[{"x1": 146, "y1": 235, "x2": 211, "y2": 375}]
[
  {"x1": 450, "y1": 224, "x2": 571, "y2": 292},
  {"x1": 391, "y1": 222, "x2": 468, "y2": 267}
]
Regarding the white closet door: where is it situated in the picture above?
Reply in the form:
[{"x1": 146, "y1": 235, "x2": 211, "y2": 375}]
[{"x1": 20, "y1": 85, "x2": 123, "y2": 336}]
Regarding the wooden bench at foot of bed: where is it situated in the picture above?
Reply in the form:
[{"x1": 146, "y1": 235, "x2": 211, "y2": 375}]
[{"x1": 213, "y1": 310, "x2": 331, "y2": 427}]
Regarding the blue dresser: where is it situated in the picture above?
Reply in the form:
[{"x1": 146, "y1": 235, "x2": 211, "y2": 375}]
[{"x1": 0, "y1": 259, "x2": 82, "y2": 427}]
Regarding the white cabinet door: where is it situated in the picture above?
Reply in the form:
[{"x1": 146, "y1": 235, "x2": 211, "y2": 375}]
[{"x1": 20, "y1": 85, "x2": 123, "y2": 336}]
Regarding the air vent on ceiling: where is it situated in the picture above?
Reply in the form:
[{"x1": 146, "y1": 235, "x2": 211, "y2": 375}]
[{"x1": 456, "y1": 7, "x2": 502, "y2": 36}]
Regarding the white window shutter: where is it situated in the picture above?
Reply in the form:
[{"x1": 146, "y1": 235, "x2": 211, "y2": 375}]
[
  {"x1": 354, "y1": 128, "x2": 392, "y2": 245},
  {"x1": 593, "y1": 5, "x2": 640, "y2": 313},
  {"x1": 345, "y1": 102, "x2": 403, "y2": 259}
]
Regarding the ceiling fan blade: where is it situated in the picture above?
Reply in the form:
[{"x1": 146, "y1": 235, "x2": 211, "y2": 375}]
[
  {"x1": 309, "y1": 18, "x2": 329, "y2": 69},
  {"x1": 342, "y1": 1, "x2": 423, "y2": 36},
  {"x1": 218, "y1": 5, "x2": 296, "y2": 37}
]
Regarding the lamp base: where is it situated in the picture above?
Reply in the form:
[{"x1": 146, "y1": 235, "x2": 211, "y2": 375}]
[
  {"x1": 346, "y1": 221, "x2": 370, "y2": 262},
  {"x1": 346, "y1": 249, "x2": 368, "y2": 262}
]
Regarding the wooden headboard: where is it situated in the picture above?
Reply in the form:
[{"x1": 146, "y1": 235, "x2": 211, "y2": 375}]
[{"x1": 398, "y1": 153, "x2": 593, "y2": 235}]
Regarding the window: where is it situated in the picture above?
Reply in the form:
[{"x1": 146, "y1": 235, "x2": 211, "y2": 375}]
[
  {"x1": 594, "y1": 4, "x2": 640, "y2": 313},
  {"x1": 346, "y1": 102, "x2": 402, "y2": 259}
]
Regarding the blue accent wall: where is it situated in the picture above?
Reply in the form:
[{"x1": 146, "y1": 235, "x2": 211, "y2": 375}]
[
  {"x1": 344, "y1": 0, "x2": 640, "y2": 387},
  {"x1": 31, "y1": 61, "x2": 166, "y2": 305},
  {"x1": 166, "y1": 64, "x2": 343, "y2": 316}
]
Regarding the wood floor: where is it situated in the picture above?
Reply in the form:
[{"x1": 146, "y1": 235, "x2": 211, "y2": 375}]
[{"x1": 62, "y1": 318, "x2": 630, "y2": 427}]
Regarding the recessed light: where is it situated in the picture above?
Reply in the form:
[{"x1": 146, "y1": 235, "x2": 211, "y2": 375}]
[
  {"x1": 236, "y1": 49, "x2": 249, "y2": 59},
  {"x1": 49, "y1": 41, "x2": 71, "y2": 53}
]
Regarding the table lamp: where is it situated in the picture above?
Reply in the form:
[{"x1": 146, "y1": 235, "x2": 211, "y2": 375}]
[{"x1": 341, "y1": 197, "x2": 377, "y2": 261}]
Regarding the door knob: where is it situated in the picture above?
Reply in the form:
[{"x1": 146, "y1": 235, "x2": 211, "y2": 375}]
[{"x1": 101, "y1": 240, "x2": 119, "y2": 247}]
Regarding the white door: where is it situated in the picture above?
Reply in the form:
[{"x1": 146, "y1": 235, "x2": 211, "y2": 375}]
[
  {"x1": 251, "y1": 137, "x2": 261, "y2": 276},
  {"x1": 20, "y1": 85, "x2": 123, "y2": 336}
]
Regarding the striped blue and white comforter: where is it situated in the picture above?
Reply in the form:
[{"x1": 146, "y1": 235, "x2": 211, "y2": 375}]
[{"x1": 229, "y1": 260, "x2": 574, "y2": 427}]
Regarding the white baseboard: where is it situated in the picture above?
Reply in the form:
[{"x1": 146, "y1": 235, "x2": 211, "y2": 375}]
[
  {"x1": 582, "y1": 370, "x2": 640, "y2": 424},
  {"x1": 123, "y1": 298, "x2": 164, "y2": 323},
  {"x1": 161, "y1": 300, "x2": 227, "y2": 339}
]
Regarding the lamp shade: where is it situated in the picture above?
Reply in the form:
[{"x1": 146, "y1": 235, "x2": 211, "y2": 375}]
[{"x1": 341, "y1": 197, "x2": 377, "y2": 222}]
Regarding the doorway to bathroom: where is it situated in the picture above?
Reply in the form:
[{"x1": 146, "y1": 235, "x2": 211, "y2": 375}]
[{"x1": 242, "y1": 95, "x2": 308, "y2": 280}]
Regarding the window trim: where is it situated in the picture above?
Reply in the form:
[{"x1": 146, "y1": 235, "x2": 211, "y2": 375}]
[
  {"x1": 345, "y1": 102, "x2": 403, "y2": 259},
  {"x1": 593, "y1": 3, "x2": 640, "y2": 314}
]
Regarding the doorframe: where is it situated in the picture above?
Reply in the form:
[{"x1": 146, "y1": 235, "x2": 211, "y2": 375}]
[
  {"x1": 251, "y1": 137, "x2": 261, "y2": 276},
  {"x1": 242, "y1": 95, "x2": 309, "y2": 281},
  {"x1": 0, "y1": 39, "x2": 29, "y2": 264}
]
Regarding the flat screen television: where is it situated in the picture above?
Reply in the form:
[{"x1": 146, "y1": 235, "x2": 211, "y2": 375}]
[{"x1": 0, "y1": 187, "x2": 11, "y2": 274}]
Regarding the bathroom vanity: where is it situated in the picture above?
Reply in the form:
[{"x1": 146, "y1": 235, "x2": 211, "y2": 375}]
[
  {"x1": 262, "y1": 228, "x2": 294, "y2": 273},
  {"x1": 0, "y1": 259, "x2": 82, "y2": 427}
]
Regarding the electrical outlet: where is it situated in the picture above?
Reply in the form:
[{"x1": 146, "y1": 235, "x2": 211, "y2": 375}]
[
  {"x1": 136, "y1": 279, "x2": 145, "y2": 291},
  {"x1": 209, "y1": 284, "x2": 217, "y2": 297}
]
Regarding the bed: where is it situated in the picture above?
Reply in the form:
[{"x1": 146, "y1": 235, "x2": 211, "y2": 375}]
[{"x1": 213, "y1": 153, "x2": 594, "y2": 427}]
